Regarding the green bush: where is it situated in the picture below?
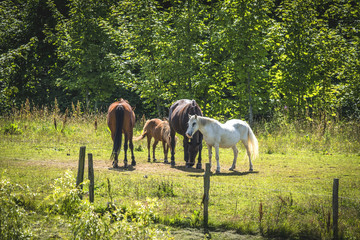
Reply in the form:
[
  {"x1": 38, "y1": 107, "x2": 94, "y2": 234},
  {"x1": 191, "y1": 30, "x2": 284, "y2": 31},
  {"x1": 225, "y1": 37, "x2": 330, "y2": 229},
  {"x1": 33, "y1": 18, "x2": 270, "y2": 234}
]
[
  {"x1": 0, "y1": 177, "x2": 33, "y2": 239},
  {"x1": 3, "y1": 123, "x2": 23, "y2": 135},
  {"x1": 43, "y1": 170, "x2": 83, "y2": 216}
]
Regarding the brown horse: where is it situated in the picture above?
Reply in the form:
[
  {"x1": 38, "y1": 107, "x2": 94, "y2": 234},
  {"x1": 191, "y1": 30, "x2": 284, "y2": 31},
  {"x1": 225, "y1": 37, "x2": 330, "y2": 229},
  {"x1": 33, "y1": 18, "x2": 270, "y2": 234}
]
[
  {"x1": 169, "y1": 99, "x2": 203, "y2": 168},
  {"x1": 107, "y1": 99, "x2": 136, "y2": 168},
  {"x1": 135, "y1": 118, "x2": 175, "y2": 163}
]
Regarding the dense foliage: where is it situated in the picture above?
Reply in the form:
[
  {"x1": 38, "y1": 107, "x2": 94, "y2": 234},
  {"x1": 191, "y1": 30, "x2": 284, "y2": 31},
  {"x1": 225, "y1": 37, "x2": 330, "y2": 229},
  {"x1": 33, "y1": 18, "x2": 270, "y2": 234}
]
[{"x1": 1, "y1": 0, "x2": 359, "y2": 121}]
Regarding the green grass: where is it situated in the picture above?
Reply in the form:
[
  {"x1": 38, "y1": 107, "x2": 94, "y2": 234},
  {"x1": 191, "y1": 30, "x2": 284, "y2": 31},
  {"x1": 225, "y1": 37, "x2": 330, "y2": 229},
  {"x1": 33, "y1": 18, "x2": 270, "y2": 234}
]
[{"x1": 1, "y1": 105, "x2": 359, "y2": 239}]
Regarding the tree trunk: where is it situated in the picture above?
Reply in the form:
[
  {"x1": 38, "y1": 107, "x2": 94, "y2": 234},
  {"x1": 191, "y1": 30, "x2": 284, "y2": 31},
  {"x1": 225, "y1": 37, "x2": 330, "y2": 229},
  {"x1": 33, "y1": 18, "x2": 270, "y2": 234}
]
[{"x1": 247, "y1": 72, "x2": 253, "y2": 127}]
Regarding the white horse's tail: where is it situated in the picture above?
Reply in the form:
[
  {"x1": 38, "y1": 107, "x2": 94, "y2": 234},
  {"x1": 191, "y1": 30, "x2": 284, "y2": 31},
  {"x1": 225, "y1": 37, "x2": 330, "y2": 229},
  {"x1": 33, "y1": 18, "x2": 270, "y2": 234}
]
[{"x1": 247, "y1": 126, "x2": 259, "y2": 159}]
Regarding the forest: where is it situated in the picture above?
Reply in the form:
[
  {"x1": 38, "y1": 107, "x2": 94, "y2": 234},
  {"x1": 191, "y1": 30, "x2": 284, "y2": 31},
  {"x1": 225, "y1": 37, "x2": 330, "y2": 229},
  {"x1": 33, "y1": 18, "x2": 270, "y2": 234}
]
[
  {"x1": 1, "y1": 0, "x2": 359, "y2": 123},
  {"x1": 1, "y1": 1, "x2": 360, "y2": 239}
]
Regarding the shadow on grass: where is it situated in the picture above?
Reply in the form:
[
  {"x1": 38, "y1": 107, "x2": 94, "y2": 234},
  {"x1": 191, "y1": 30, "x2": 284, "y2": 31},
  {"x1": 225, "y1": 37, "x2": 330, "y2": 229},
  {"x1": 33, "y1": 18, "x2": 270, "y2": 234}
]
[
  {"x1": 108, "y1": 165, "x2": 136, "y2": 172},
  {"x1": 172, "y1": 164, "x2": 205, "y2": 173},
  {"x1": 188, "y1": 170, "x2": 259, "y2": 177}
]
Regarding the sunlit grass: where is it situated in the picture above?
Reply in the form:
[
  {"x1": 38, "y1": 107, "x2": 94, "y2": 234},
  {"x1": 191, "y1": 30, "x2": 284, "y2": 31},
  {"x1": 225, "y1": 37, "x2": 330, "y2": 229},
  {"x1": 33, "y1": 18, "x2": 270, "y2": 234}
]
[{"x1": 1, "y1": 103, "x2": 359, "y2": 239}]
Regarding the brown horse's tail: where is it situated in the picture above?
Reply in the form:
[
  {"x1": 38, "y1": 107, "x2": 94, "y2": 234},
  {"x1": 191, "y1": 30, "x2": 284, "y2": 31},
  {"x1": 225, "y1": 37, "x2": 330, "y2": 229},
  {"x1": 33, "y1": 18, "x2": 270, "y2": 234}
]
[
  {"x1": 134, "y1": 129, "x2": 147, "y2": 141},
  {"x1": 111, "y1": 104, "x2": 124, "y2": 160},
  {"x1": 134, "y1": 119, "x2": 150, "y2": 141}
]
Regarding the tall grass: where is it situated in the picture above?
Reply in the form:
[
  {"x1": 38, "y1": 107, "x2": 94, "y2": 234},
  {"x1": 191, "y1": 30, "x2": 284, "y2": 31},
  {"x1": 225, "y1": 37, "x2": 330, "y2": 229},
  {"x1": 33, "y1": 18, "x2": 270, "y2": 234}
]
[{"x1": 256, "y1": 110, "x2": 360, "y2": 155}]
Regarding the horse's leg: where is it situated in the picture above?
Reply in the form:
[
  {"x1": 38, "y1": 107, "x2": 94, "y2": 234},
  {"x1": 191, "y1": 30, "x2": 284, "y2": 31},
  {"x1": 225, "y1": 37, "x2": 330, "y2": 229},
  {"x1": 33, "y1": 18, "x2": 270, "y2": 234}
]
[
  {"x1": 113, "y1": 147, "x2": 119, "y2": 168},
  {"x1": 152, "y1": 140, "x2": 159, "y2": 162},
  {"x1": 123, "y1": 134, "x2": 129, "y2": 168},
  {"x1": 170, "y1": 128, "x2": 176, "y2": 166},
  {"x1": 163, "y1": 141, "x2": 169, "y2": 163},
  {"x1": 229, "y1": 145, "x2": 238, "y2": 171},
  {"x1": 147, "y1": 135, "x2": 152, "y2": 162},
  {"x1": 215, "y1": 144, "x2": 221, "y2": 173},
  {"x1": 129, "y1": 133, "x2": 136, "y2": 166},
  {"x1": 196, "y1": 142, "x2": 202, "y2": 169},
  {"x1": 242, "y1": 140, "x2": 253, "y2": 172},
  {"x1": 183, "y1": 137, "x2": 190, "y2": 167},
  {"x1": 111, "y1": 131, "x2": 119, "y2": 168},
  {"x1": 207, "y1": 144, "x2": 212, "y2": 170}
]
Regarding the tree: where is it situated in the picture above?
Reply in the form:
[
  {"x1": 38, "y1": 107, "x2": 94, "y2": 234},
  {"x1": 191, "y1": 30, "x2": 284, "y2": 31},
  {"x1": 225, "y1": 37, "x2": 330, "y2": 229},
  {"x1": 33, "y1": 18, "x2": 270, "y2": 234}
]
[
  {"x1": 0, "y1": 0, "x2": 61, "y2": 112},
  {"x1": 270, "y1": 0, "x2": 360, "y2": 121},
  {"x1": 47, "y1": 0, "x2": 118, "y2": 108},
  {"x1": 207, "y1": 0, "x2": 272, "y2": 123}
]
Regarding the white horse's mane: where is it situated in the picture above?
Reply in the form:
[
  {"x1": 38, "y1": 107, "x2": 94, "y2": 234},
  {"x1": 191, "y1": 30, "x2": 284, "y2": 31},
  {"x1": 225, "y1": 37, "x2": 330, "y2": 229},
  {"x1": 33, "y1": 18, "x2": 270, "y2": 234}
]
[{"x1": 197, "y1": 116, "x2": 220, "y2": 126}]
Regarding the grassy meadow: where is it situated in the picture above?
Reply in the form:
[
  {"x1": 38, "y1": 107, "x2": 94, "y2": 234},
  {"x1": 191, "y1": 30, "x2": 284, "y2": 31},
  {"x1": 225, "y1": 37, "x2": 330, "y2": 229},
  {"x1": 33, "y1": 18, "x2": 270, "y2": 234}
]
[{"x1": 1, "y1": 102, "x2": 360, "y2": 239}]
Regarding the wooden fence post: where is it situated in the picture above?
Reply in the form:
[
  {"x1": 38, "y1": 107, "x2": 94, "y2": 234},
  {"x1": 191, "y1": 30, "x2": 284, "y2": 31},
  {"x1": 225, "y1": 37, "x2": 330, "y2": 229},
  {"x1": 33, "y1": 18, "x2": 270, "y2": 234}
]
[
  {"x1": 333, "y1": 178, "x2": 339, "y2": 240},
  {"x1": 76, "y1": 146, "x2": 86, "y2": 196},
  {"x1": 88, "y1": 153, "x2": 94, "y2": 203},
  {"x1": 204, "y1": 163, "x2": 211, "y2": 229}
]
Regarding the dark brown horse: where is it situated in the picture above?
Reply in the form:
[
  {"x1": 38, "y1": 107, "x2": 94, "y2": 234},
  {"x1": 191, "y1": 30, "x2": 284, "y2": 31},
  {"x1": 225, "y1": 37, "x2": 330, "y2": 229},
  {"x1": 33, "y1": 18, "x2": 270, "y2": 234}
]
[
  {"x1": 169, "y1": 99, "x2": 203, "y2": 168},
  {"x1": 135, "y1": 118, "x2": 175, "y2": 163},
  {"x1": 107, "y1": 99, "x2": 136, "y2": 168}
]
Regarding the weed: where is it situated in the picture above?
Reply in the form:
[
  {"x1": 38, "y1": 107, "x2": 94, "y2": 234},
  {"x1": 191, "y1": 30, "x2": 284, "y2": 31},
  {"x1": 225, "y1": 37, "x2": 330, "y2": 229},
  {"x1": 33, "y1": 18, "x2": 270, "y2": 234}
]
[
  {"x1": 0, "y1": 176, "x2": 34, "y2": 239},
  {"x1": 43, "y1": 170, "x2": 83, "y2": 216},
  {"x1": 153, "y1": 178, "x2": 175, "y2": 198},
  {"x1": 3, "y1": 122, "x2": 23, "y2": 135}
]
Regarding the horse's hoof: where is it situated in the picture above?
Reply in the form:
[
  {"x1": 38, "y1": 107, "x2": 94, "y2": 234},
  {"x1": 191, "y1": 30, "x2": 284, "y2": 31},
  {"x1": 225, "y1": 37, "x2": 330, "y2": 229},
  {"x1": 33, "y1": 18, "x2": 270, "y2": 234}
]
[
  {"x1": 249, "y1": 168, "x2": 253, "y2": 172},
  {"x1": 153, "y1": 158, "x2": 157, "y2": 162},
  {"x1": 196, "y1": 163, "x2": 202, "y2": 169},
  {"x1": 164, "y1": 160, "x2": 169, "y2": 164},
  {"x1": 147, "y1": 159, "x2": 151, "y2": 162},
  {"x1": 229, "y1": 167, "x2": 234, "y2": 171},
  {"x1": 170, "y1": 161, "x2": 175, "y2": 167},
  {"x1": 112, "y1": 162, "x2": 119, "y2": 168},
  {"x1": 216, "y1": 170, "x2": 220, "y2": 174},
  {"x1": 131, "y1": 161, "x2": 136, "y2": 166}
]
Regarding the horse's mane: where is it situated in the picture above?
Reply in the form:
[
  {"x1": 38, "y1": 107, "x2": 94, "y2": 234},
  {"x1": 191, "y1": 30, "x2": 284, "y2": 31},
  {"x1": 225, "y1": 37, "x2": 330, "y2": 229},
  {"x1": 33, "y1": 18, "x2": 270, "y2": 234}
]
[
  {"x1": 118, "y1": 98, "x2": 129, "y2": 104},
  {"x1": 188, "y1": 100, "x2": 202, "y2": 116},
  {"x1": 198, "y1": 116, "x2": 219, "y2": 126}
]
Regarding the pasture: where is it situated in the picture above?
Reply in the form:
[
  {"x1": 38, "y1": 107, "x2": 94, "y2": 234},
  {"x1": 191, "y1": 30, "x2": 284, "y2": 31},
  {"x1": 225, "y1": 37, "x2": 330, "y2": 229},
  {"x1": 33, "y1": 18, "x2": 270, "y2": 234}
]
[{"x1": 1, "y1": 107, "x2": 359, "y2": 239}]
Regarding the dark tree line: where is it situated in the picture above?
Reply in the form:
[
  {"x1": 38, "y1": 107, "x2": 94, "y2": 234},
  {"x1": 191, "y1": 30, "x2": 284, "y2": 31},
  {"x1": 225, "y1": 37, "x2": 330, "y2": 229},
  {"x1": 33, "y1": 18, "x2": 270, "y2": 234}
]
[{"x1": 1, "y1": 0, "x2": 359, "y2": 122}]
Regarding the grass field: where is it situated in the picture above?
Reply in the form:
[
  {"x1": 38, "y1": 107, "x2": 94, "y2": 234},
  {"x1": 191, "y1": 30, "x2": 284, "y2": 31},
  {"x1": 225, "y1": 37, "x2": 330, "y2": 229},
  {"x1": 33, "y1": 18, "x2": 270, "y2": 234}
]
[{"x1": 1, "y1": 105, "x2": 359, "y2": 239}]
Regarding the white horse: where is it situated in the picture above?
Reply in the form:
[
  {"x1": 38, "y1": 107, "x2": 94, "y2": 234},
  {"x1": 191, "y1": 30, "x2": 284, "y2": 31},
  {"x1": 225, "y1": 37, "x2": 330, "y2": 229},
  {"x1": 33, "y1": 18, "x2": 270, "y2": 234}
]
[{"x1": 186, "y1": 115, "x2": 258, "y2": 173}]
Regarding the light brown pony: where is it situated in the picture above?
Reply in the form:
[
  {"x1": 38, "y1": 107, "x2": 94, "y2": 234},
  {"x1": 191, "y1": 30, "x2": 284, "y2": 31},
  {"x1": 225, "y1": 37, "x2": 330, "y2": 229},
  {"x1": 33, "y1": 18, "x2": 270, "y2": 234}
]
[
  {"x1": 136, "y1": 118, "x2": 175, "y2": 163},
  {"x1": 107, "y1": 99, "x2": 136, "y2": 168}
]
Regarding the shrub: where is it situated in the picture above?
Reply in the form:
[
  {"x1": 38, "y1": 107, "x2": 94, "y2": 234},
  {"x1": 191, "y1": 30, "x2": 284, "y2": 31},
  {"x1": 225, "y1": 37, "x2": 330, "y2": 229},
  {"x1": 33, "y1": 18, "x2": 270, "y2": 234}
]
[
  {"x1": 0, "y1": 177, "x2": 33, "y2": 239},
  {"x1": 43, "y1": 170, "x2": 83, "y2": 216},
  {"x1": 3, "y1": 122, "x2": 23, "y2": 135},
  {"x1": 71, "y1": 203, "x2": 111, "y2": 240}
]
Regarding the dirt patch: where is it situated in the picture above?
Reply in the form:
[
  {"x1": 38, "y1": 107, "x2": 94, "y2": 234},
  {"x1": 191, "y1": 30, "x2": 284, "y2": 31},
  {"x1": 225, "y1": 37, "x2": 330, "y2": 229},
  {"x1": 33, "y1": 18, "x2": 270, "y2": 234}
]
[{"x1": 171, "y1": 228, "x2": 266, "y2": 240}]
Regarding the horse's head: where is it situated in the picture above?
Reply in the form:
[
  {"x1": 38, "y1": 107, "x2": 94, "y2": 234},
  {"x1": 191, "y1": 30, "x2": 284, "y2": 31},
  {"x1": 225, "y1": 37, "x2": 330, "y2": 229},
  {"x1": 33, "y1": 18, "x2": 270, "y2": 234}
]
[
  {"x1": 186, "y1": 114, "x2": 199, "y2": 139},
  {"x1": 187, "y1": 131, "x2": 202, "y2": 166}
]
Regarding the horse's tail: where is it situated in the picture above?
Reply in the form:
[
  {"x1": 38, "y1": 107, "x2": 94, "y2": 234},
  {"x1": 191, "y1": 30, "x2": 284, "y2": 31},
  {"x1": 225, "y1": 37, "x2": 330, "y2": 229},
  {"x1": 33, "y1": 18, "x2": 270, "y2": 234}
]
[
  {"x1": 134, "y1": 129, "x2": 147, "y2": 141},
  {"x1": 111, "y1": 104, "x2": 124, "y2": 160},
  {"x1": 134, "y1": 120, "x2": 151, "y2": 141},
  {"x1": 247, "y1": 126, "x2": 259, "y2": 160}
]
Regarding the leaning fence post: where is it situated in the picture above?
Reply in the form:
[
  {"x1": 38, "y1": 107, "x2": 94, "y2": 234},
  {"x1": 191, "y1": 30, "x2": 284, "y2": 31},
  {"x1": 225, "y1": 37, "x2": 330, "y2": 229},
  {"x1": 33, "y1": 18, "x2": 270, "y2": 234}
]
[
  {"x1": 88, "y1": 153, "x2": 94, "y2": 203},
  {"x1": 76, "y1": 146, "x2": 86, "y2": 199},
  {"x1": 333, "y1": 178, "x2": 339, "y2": 240},
  {"x1": 203, "y1": 163, "x2": 211, "y2": 229}
]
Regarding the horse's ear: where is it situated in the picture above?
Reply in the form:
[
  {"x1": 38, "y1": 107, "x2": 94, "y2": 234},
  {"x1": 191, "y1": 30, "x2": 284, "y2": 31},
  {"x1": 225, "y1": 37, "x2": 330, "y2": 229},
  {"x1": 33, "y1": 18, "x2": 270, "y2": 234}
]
[
  {"x1": 188, "y1": 114, "x2": 192, "y2": 119},
  {"x1": 195, "y1": 114, "x2": 197, "y2": 119}
]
